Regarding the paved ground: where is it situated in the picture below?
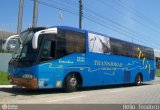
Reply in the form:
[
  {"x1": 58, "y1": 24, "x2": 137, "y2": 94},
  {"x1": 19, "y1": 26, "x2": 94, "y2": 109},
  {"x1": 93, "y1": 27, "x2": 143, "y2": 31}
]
[{"x1": 0, "y1": 77, "x2": 160, "y2": 104}]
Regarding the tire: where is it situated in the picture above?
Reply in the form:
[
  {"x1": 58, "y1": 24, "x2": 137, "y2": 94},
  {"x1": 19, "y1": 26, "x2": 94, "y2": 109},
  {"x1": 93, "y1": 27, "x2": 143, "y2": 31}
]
[
  {"x1": 64, "y1": 74, "x2": 78, "y2": 92},
  {"x1": 135, "y1": 74, "x2": 142, "y2": 86}
]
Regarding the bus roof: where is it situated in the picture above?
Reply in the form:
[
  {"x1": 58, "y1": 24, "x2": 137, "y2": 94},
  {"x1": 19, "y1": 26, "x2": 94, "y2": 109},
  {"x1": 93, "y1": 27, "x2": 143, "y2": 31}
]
[{"x1": 50, "y1": 26, "x2": 86, "y2": 34}]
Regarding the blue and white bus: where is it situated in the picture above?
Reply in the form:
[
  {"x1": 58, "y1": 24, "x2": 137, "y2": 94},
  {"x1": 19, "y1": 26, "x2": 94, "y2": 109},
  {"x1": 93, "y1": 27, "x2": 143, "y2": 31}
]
[{"x1": 8, "y1": 26, "x2": 155, "y2": 92}]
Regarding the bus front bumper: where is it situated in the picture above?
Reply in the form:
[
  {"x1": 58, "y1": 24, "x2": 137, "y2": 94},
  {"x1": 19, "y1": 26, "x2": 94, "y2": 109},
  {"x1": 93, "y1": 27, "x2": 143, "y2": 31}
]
[{"x1": 8, "y1": 76, "x2": 38, "y2": 89}]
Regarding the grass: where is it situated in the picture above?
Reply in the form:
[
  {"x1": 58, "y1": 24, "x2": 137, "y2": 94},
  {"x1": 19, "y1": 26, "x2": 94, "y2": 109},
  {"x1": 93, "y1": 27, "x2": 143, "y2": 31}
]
[
  {"x1": 156, "y1": 69, "x2": 160, "y2": 77},
  {"x1": 0, "y1": 71, "x2": 10, "y2": 85}
]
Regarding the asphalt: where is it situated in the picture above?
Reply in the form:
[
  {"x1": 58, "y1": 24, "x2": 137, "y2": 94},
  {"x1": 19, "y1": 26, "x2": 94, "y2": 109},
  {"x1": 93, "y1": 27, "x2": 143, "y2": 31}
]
[{"x1": 0, "y1": 77, "x2": 160, "y2": 104}]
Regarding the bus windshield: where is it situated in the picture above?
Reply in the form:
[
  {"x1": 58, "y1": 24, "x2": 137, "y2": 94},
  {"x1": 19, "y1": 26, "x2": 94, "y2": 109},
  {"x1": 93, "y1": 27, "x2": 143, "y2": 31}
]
[
  {"x1": 18, "y1": 31, "x2": 38, "y2": 62},
  {"x1": 19, "y1": 41, "x2": 38, "y2": 62},
  {"x1": 12, "y1": 30, "x2": 32, "y2": 59},
  {"x1": 12, "y1": 28, "x2": 43, "y2": 61},
  {"x1": 12, "y1": 38, "x2": 22, "y2": 59}
]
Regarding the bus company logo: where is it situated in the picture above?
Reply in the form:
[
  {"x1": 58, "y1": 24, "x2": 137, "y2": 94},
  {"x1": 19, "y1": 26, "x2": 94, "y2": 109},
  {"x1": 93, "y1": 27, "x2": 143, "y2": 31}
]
[
  {"x1": 58, "y1": 59, "x2": 74, "y2": 64},
  {"x1": 2, "y1": 104, "x2": 8, "y2": 110}
]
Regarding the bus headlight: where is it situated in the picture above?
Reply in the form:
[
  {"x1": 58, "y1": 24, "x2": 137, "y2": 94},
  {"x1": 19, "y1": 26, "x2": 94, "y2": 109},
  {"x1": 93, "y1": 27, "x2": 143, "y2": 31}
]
[{"x1": 22, "y1": 74, "x2": 34, "y2": 79}]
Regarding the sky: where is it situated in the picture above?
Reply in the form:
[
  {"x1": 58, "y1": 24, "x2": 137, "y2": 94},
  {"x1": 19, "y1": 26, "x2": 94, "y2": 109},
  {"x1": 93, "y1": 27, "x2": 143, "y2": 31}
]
[{"x1": 0, "y1": 0, "x2": 160, "y2": 49}]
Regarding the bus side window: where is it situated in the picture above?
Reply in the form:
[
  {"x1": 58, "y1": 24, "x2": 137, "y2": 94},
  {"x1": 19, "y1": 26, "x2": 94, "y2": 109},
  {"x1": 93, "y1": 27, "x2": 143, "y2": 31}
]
[
  {"x1": 66, "y1": 31, "x2": 85, "y2": 54},
  {"x1": 40, "y1": 40, "x2": 56, "y2": 62}
]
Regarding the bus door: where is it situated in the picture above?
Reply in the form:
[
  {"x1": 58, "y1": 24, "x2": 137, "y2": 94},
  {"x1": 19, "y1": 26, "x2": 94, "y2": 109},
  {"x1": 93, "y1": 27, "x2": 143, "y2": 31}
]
[{"x1": 37, "y1": 34, "x2": 57, "y2": 88}]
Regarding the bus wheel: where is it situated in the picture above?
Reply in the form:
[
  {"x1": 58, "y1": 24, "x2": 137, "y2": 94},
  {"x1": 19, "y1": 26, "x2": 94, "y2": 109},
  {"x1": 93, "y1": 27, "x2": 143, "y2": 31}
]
[
  {"x1": 135, "y1": 74, "x2": 142, "y2": 86},
  {"x1": 64, "y1": 74, "x2": 78, "y2": 92}
]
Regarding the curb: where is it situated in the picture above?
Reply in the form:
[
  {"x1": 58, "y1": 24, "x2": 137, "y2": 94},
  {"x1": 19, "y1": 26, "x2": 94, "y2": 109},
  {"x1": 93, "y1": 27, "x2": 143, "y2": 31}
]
[{"x1": 0, "y1": 85, "x2": 14, "y2": 88}]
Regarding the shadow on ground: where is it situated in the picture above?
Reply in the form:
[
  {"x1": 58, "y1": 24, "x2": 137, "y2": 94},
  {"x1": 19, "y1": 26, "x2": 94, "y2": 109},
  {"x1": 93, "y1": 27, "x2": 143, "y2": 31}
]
[
  {"x1": 0, "y1": 82, "x2": 151, "y2": 96},
  {"x1": 0, "y1": 83, "x2": 151, "y2": 96},
  {"x1": 79, "y1": 83, "x2": 150, "y2": 92}
]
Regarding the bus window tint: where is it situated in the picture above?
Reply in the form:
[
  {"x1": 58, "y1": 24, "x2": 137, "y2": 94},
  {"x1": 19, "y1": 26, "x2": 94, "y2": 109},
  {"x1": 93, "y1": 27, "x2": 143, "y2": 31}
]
[
  {"x1": 110, "y1": 38, "x2": 154, "y2": 60},
  {"x1": 110, "y1": 38, "x2": 132, "y2": 57},
  {"x1": 132, "y1": 44, "x2": 139, "y2": 58},
  {"x1": 110, "y1": 38, "x2": 123, "y2": 56},
  {"x1": 66, "y1": 31, "x2": 85, "y2": 54},
  {"x1": 40, "y1": 40, "x2": 56, "y2": 61},
  {"x1": 56, "y1": 30, "x2": 85, "y2": 59},
  {"x1": 56, "y1": 32, "x2": 66, "y2": 59}
]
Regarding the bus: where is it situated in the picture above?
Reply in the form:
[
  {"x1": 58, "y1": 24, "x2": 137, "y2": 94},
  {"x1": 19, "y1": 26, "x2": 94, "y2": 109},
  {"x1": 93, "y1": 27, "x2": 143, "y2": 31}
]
[{"x1": 8, "y1": 26, "x2": 155, "y2": 92}]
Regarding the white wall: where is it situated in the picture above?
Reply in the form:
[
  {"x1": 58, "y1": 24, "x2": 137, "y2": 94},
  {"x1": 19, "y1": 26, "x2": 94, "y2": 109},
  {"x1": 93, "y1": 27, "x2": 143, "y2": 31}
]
[
  {"x1": 154, "y1": 49, "x2": 160, "y2": 57},
  {"x1": 0, "y1": 53, "x2": 12, "y2": 72}
]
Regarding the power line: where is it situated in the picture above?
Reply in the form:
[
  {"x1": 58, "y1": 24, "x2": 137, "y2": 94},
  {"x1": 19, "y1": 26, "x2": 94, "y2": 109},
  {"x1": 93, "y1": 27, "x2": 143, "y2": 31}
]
[
  {"x1": 84, "y1": 15, "x2": 158, "y2": 48},
  {"x1": 34, "y1": 0, "x2": 78, "y2": 15},
  {"x1": 30, "y1": 0, "x2": 159, "y2": 49},
  {"x1": 60, "y1": 0, "x2": 78, "y2": 6},
  {"x1": 99, "y1": 0, "x2": 160, "y2": 36},
  {"x1": 112, "y1": 0, "x2": 160, "y2": 33},
  {"x1": 97, "y1": 0, "x2": 160, "y2": 44},
  {"x1": 46, "y1": 0, "x2": 78, "y2": 13},
  {"x1": 83, "y1": 5, "x2": 160, "y2": 47},
  {"x1": 118, "y1": 0, "x2": 160, "y2": 28}
]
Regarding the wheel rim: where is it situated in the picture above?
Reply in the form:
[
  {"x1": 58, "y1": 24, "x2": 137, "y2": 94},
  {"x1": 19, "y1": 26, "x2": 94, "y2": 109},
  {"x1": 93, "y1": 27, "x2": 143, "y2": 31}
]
[
  {"x1": 137, "y1": 75, "x2": 141, "y2": 84},
  {"x1": 69, "y1": 77, "x2": 77, "y2": 87}
]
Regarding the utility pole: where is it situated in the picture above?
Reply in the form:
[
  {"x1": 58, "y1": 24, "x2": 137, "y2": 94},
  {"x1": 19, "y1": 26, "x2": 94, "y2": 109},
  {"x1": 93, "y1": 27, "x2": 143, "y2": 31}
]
[
  {"x1": 79, "y1": 0, "x2": 82, "y2": 29},
  {"x1": 17, "y1": 0, "x2": 24, "y2": 34},
  {"x1": 32, "y1": 0, "x2": 38, "y2": 27}
]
